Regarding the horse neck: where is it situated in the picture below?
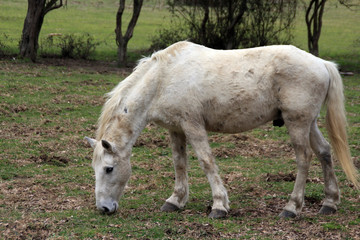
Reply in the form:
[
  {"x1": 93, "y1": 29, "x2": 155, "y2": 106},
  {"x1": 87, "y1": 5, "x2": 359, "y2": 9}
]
[{"x1": 101, "y1": 64, "x2": 160, "y2": 149}]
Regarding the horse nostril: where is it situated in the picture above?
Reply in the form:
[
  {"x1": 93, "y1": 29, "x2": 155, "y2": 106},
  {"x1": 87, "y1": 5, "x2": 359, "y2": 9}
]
[
  {"x1": 113, "y1": 202, "x2": 118, "y2": 211},
  {"x1": 102, "y1": 206, "x2": 110, "y2": 213}
]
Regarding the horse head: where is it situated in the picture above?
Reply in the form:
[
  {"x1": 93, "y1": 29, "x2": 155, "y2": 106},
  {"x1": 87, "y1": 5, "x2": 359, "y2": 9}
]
[{"x1": 85, "y1": 137, "x2": 131, "y2": 214}]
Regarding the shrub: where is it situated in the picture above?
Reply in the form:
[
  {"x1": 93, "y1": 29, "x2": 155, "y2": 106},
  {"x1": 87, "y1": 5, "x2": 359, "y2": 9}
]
[
  {"x1": 150, "y1": 0, "x2": 297, "y2": 50},
  {"x1": 150, "y1": 24, "x2": 188, "y2": 51},
  {"x1": 40, "y1": 33, "x2": 100, "y2": 59},
  {"x1": 0, "y1": 34, "x2": 11, "y2": 56}
]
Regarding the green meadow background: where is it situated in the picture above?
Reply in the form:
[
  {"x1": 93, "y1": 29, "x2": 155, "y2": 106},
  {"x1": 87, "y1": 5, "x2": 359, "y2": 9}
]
[{"x1": 1, "y1": 0, "x2": 359, "y2": 68}]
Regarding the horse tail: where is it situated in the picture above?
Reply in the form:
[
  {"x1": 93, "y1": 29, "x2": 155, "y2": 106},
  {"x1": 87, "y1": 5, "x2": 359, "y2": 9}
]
[{"x1": 324, "y1": 61, "x2": 359, "y2": 189}]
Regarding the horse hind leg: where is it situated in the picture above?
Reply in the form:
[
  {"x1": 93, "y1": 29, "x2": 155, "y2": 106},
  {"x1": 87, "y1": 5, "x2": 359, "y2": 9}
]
[
  {"x1": 310, "y1": 120, "x2": 340, "y2": 215},
  {"x1": 182, "y1": 122, "x2": 229, "y2": 218},
  {"x1": 279, "y1": 118, "x2": 313, "y2": 218},
  {"x1": 161, "y1": 131, "x2": 189, "y2": 212}
]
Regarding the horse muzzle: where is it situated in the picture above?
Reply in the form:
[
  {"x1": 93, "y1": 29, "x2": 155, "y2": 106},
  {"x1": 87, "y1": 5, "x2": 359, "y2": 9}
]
[{"x1": 97, "y1": 200, "x2": 119, "y2": 214}]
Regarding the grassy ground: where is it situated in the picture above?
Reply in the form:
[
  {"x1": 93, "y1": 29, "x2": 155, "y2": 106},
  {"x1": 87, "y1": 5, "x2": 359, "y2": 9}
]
[
  {"x1": 0, "y1": 1, "x2": 359, "y2": 239},
  {"x1": 0, "y1": 58, "x2": 359, "y2": 239}
]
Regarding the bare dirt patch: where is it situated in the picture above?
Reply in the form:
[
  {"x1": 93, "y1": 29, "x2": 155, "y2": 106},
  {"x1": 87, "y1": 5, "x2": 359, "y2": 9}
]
[
  {"x1": 0, "y1": 57, "x2": 131, "y2": 76},
  {"x1": 0, "y1": 175, "x2": 93, "y2": 239},
  {"x1": 265, "y1": 172, "x2": 296, "y2": 182},
  {"x1": 29, "y1": 153, "x2": 70, "y2": 166},
  {"x1": 166, "y1": 222, "x2": 221, "y2": 238},
  {"x1": 0, "y1": 103, "x2": 31, "y2": 117},
  {"x1": 210, "y1": 133, "x2": 294, "y2": 159}
]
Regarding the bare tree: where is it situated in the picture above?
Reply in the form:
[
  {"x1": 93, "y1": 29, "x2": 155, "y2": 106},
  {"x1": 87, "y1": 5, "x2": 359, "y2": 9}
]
[
  {"x1": 115, "y1": 0, "x2": 143, "y2": 66},
  {"x1": 20, "y1": 0, "x2": 65, "y2": 62},
  {"x1": 305, "y1": 0, "x2": 359, "y2": 56},
  {"x1": 305, "y1": 0, "x2": 326, "y2": 56}
]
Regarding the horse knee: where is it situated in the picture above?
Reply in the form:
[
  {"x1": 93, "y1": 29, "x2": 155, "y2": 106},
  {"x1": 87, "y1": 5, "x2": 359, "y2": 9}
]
[
  {"x1": 319, "y1": 151, "x2": 332, "y2": 164},
  {"x1": 315, "y1": 143, "x2": 331, "y2": 162},
  {"x1": 199, "y1": 158, "x2": 217, "y2": 174}
]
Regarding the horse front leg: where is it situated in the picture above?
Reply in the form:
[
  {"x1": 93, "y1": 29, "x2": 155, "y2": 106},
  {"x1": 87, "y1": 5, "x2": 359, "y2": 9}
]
[
  {"x1": 182, "y1": 123, "x2": 229, "y2": 218},
  {"x1": 161, "y1": 131, "x2": 189, "y2": 212}
]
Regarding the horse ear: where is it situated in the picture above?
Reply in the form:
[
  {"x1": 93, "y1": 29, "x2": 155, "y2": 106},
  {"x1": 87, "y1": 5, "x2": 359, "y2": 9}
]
[
  {"x1": 84, "y1": 137, "x2": 97, "y2": 149},
  {"x1": 101, "y1": 140, "x2": 115, "y2": 153}
]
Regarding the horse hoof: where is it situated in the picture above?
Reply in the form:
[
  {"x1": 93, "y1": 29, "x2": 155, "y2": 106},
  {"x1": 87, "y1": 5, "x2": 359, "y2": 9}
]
[
  {"x1": 319, "y1": 205, "x2": 337, "y2": 215},
  {"x1": 209, "y1": 209, "x2": 227, "y2": 219},
  {"x1": 161, "y1": 202, "x2": 180, "y2": 212},
  {"x1": 279, "y1": 210, "x2": 297, "y2": 218}
]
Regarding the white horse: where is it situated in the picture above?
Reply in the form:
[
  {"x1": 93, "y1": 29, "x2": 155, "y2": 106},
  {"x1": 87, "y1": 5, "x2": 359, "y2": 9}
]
[{"x1": 85, "y1": 41, "x2": 359, "y2": 218}]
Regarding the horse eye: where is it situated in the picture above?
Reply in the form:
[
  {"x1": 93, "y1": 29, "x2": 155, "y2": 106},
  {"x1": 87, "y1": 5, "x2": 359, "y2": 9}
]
[{"x1": 105, "y1": 167, "x2": 113, "y2": 174}]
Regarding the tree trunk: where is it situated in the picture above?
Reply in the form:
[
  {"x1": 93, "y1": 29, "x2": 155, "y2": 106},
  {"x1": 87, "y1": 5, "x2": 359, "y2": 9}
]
[
  {"x1": 225, "y1": 0, "x2": 247, "y2": 49},
  {"x1": 20, "y1": 0, "x2": 63, "y2": 62},
  {"x1": 20, "y1": 0, "x2": 46, "y2": 62},
  {"x1": 115, "y1": 0, "x2": 143, "y2": 66},
  {"x1": 117, "y1": 40, "x2": 127, "y2": 66},
  {"x1": 199, "y1": 3, "x2": 209, "y2": 46},
  {"x1": 305, "y1": 0, "x2": 326, "y2": 56}
]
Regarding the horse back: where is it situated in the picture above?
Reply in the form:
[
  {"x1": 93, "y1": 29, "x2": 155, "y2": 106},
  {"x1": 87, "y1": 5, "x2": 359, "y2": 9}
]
[{"x1": 148, "y1": 43, "x2": 329, "y2": 133}]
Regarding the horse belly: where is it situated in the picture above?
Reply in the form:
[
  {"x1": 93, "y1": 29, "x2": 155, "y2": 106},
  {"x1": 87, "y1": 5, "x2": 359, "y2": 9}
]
[{"x1": 203, "y1": 94, "x2": 278, "y2": 133}]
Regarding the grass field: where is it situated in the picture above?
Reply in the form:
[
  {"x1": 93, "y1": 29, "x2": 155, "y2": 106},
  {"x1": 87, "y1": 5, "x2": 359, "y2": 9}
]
[
  {"x1": 0, "y1": 0, "x2": 359, "y2": 239},
  {"x1": 1, "y1": 0, "x2": 360, "y2": 68},
  {"x1": 0, "y1": 0, "x2": 171, "y2": 61}
]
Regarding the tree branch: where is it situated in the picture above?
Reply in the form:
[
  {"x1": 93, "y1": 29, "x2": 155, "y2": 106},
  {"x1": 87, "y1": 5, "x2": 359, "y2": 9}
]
[
  {"x1": 338, "y1": 0, "x2": 360, "y2": 10},
  {"x1": 227, "y1": 0, "x2": 247, "y2": 32},
  {"x1": 124, "y1": 0, "x2": 143, "y2": 41},
  {"x1": 115, "y1": 0, "x2": 126, "y2": 46},
  {"x1": 44, "y1": 0, "x2": 64, "y2": 15}
]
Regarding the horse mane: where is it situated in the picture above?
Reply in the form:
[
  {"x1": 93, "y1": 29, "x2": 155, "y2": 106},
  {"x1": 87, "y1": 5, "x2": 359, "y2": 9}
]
[
  {"x1": 96, "y1": 41, "x2": 191, "y2": 140},
  {"x1": 96, "y1": 57, "x2": 151, "y2": 140},
  {"x1": 151, "y1": 41, "x2": 190, "y2": 62}
]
